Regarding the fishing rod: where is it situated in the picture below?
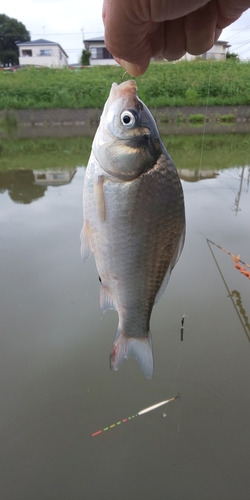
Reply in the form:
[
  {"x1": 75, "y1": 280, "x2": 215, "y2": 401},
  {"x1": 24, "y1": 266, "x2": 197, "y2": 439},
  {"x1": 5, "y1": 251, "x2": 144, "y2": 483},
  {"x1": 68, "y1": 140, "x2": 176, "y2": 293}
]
[
  {"x1": 207, "y1": 238, "x2": 250, "y2": 269},
  {"x1": 207, "y1": 238, "x2": 250, "y2": 278}
]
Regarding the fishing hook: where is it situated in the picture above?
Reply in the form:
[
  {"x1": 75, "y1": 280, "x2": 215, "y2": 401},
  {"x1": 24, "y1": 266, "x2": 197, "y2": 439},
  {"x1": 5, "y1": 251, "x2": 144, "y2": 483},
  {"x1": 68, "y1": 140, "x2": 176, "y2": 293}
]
[{"x1": 122, "y1": 70, "x2": 129, "y2": 82}]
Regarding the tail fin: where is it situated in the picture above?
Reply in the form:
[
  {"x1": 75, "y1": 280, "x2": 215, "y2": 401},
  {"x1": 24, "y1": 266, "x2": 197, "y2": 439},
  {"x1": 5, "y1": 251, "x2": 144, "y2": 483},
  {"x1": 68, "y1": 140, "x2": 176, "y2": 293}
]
[{"x1": 110, "y1": 329, "x2": 154, "y2": 379}]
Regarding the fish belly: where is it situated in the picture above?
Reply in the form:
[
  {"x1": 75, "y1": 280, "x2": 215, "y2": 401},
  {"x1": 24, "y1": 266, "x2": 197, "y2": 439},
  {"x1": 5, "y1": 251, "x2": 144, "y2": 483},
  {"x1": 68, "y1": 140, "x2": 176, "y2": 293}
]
[{"x1": 82, "y1": 152, "x2": 185, "y2": 378}]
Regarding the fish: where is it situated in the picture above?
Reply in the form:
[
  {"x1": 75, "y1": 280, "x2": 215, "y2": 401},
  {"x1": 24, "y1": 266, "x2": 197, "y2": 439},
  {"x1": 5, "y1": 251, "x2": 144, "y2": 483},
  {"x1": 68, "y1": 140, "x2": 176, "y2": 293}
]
[{"x1": 81, "y1": 79, "x2": 185, "y2": 379}]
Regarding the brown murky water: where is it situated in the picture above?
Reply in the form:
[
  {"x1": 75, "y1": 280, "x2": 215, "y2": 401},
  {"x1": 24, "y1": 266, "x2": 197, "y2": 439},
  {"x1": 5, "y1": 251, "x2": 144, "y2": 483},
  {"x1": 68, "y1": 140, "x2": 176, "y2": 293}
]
[{"x1": 0, "y1": 149, "x2": 250, "y2": 499}]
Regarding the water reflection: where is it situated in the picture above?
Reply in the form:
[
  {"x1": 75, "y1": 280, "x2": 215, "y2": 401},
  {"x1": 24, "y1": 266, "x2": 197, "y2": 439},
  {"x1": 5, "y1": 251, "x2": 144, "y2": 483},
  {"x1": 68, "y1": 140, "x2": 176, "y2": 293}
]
[
  {"x1": 232, "y1": 166, "x2": 250, "y2": 215},
  {"x1": 0, "y1": 154, "x2": 250, "y2": 499},
  {"x1": 178, "y1": 169, "x2": 218, "y2": 182},
  {"x1": 230, "y1": 290, "x2": 250, "y2": 340},
  {"x1": 33, "y1": 169, "x2": 76, "y2": 186},
  {"x1": 207, "y1": 239, "x2": 250, "y2": 343},
  {"x1": 0, "y1": 170, "x2": 46, "y2": 204},
  {"x1": 0, "y1": 168, "x2": 76, "y2": 204}
]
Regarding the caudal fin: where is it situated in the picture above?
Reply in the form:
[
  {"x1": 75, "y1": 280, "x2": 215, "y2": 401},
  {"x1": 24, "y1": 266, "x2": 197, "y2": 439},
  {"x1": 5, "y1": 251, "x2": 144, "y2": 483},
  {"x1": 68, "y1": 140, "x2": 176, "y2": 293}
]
[{"x1": 110, "y1": 329, "x2": 154, "y2": 379}]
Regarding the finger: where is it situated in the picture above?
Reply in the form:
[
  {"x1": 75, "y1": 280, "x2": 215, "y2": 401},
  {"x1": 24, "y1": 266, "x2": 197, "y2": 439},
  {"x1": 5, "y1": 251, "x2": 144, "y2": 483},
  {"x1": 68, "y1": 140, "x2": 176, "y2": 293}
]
[
  {"x1": 184, "y1": 0, "x2": 218, "y2": 55},
  {"x1": 214, "y1": 27, "x2": 222, "y2": 43},
  {"x1": 155, "y1": 18, "x2": 186, "y2": 61},
  {"x1": 149, "y1": 0, "x2": 210, "y2": 21},
  {"x1": 114, "y1": 58, "x2": 149, "y2": 77},
  {"x1": 217, "y1": 0, "x2": 250, "y2": 28},
  {"x1": 103, "y1": 1, "x2": 152, "y2": 72}
]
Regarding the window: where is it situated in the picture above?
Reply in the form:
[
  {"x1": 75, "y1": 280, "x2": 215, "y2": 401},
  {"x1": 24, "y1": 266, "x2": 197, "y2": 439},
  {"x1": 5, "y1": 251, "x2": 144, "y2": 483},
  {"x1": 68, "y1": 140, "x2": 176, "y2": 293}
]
[
  {"x1": 91, "y1": 47, "x2": 114, "y2": 59},
  {"x1": 96, "y1": 48, "x2": 103, "y2": 59},
  {"x1": 53, "y1": 173, "x2": 63, "y2": 180},
  {"x1": 40, "y1": 49, "x2": 51, "y2": 56},
  {"x1": 103, "y1": 48, "x2": 113, "y2": 59},
  {"x1": 22, "y1": 50, "x2": 32, "y2": 57},
  {"x1": 90, "y1": 48, "x2": 97, "y2": 59}
]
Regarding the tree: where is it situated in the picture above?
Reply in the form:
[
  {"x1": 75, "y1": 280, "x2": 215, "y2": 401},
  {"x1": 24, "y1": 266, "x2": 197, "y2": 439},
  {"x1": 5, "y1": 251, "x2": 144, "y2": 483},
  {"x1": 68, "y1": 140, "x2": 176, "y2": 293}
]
[
  {"x1": 226, "y1": 51, "x2": 240, "y2": 61},
  {"x1": 0, "y1": 14, "x2": 30, "y2": 66},
  {"x1": 80, "y1": 49, "x2": 91, "y2": 66}
]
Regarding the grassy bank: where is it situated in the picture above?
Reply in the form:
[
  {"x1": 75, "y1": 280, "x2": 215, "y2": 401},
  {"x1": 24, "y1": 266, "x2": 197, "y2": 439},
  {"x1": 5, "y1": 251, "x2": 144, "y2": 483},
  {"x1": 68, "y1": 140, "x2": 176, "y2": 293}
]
[
  {"x1": 1, "y1": 60, "x2": 250, "y2": 110},
  {"x1": 0, "y1": 134, "x2": 249, "y2": 171},
  {"x1": 0, "y1": 137, "x2": 92, "y2": 170}
]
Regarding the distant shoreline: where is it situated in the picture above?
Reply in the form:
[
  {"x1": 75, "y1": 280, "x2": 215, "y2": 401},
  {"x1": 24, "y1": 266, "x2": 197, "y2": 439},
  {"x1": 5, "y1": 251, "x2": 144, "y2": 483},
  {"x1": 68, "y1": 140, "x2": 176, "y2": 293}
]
[{"x1": 1, "y1": 105, "x2": 250, "y2": 138}]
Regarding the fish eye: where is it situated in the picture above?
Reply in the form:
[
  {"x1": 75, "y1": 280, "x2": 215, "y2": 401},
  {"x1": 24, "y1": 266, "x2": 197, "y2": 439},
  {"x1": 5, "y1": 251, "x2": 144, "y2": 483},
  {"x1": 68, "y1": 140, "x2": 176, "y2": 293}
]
[{"x1": 121, "y1": 110, "x2": 137, "y2": 128}]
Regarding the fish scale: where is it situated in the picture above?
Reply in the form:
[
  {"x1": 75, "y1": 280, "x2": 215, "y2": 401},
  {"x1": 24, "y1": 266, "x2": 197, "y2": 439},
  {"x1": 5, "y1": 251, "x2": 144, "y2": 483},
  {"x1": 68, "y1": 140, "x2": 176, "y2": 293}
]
[{"x1": 82, "y1": 80, "x2": 185, "y2": 378}]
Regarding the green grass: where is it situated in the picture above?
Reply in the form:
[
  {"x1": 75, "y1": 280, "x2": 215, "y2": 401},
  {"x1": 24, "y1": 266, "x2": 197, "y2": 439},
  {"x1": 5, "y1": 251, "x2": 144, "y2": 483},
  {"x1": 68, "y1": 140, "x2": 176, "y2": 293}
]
[
  {"x1": 189, "y1": 114, "x2": 207, "y2": 124},
  {"x1": 1, "y1": 60, "x2": 250, "y2": 109},
  {"x1": 164, "y1": 134, "x2": 250, "y2": 170},
  {"x1": 0, "y1": 110, "x2": 18, "y2": 135},
  {"x1": 219, "y1": 114, "x2": 237, "y2": 123},
  {"x1": 0, "y1": 136, "x2": 92, "y2": 170},
  {"x1": 0, "y1": 133, "x2": 249, "y2": 172}
]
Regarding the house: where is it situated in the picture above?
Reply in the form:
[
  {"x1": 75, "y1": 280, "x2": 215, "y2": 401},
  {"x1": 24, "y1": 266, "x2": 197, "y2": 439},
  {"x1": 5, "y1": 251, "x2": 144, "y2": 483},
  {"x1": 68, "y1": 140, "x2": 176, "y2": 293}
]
[
  {"x1": 181, "y1": 40, "x2": 231, "y2": 61},
  {"x1": 33, "y1": 169, "x2": 76, "y2": 185},
  {"x1": 84, "y1": 37, "x2": 117, "y2": 66},
  {"x1": 84, "y1": 36, "x2": 230, "y2": 66},
  {"x1": 17, "y1": 39, "x2": 68, "y2": 68},
  {"x1": 202, "y1": 40, "x2": 231, "y2": 60}
]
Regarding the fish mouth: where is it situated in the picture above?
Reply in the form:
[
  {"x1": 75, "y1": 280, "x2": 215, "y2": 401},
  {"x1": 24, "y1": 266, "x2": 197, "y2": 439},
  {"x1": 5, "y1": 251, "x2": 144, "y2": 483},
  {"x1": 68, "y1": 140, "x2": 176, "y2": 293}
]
[
  {"x1": 109, "y1": 80, "x2": 144, "y2": 113},
  {"x1": 110, "y1": 80, "x2": 137, "y2": 99}
]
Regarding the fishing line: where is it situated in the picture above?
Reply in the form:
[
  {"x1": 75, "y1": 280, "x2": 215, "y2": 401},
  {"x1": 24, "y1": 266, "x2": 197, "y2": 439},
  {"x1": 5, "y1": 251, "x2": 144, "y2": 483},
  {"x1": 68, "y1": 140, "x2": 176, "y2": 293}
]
[
  {"x1": 171, "y1": 67, "x2": 213, "y2": 391},
  {"x1": 197, "y1": 59, "x2": 213, "y2": 189},
  {"x1": 173, "y1": 62, "x2": 213, "y2": 412},
  {"x1": 169, "y1": 339, "x2": 184, "y2": 433}
]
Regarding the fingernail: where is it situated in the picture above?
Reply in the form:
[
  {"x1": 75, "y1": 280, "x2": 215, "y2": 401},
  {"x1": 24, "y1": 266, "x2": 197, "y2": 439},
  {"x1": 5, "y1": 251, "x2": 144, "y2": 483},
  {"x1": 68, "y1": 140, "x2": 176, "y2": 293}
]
[
  {"x1": 119, "y1": 59, "x2": 141, "y2": 77},
  {"x1": 214, "y1": 27, "x2": 222, "y2": 43}
]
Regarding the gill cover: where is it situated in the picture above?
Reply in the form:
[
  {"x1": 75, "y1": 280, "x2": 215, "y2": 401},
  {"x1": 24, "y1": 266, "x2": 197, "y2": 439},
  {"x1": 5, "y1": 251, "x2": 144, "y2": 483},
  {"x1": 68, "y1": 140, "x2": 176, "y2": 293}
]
[{"x1": 93, "y1": 80, "x2": 161, "y2": 181}]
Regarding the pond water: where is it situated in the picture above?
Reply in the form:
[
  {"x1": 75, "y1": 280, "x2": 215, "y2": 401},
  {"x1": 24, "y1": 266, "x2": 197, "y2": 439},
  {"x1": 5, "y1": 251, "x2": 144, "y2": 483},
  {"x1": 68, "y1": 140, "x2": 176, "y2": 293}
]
[{"x1": 0, "y1": 140, "x2": 250, "y2": 499}]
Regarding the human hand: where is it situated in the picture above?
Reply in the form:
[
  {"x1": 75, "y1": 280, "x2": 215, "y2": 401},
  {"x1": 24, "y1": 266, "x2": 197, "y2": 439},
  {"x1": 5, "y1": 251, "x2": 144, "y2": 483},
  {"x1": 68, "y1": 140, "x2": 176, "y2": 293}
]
[{"x1": 103, "y1": 0, "x2": 250, "y2": 75}]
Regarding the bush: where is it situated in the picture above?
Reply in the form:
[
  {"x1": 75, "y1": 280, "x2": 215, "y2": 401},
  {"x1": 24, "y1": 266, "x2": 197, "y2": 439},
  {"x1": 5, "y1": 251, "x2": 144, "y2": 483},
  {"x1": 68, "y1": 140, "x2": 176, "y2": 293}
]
[
  {"x1": 1, "y1": 61, "x2": 250, "y2": 109},
  {"x1": 189, "y1": 114, "x2": 207, "y2": 124}
]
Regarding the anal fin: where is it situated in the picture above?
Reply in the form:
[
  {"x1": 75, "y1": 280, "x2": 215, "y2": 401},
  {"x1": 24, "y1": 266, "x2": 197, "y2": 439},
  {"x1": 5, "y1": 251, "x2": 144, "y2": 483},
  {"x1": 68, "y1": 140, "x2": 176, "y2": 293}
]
[{"x1": 100, "y1": 285, "x2": 116, "y2": 312}]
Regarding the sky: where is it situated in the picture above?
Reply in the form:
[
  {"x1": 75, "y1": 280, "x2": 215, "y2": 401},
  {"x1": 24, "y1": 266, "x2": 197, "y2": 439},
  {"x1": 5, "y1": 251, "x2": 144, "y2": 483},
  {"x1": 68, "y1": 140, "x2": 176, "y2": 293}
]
[{"x1": 3, "y1": 0, "x2": 250, "y2": 64}]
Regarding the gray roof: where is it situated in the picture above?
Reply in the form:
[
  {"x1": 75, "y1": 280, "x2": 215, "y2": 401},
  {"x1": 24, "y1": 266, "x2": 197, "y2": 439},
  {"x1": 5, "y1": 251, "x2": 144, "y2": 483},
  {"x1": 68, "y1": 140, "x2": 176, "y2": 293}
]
[
  {"x1": 84, "y1": 36, "x2": 104, "y2": 42},
  {"x1": 16, "y1": 39, "x2": 68, "y2": 57},
  {"x1": 215, "y1": 40, "x2": 230, "y2": 46},
  {"x1": 17, "y1": 39, "x2": 56, "y2": 45}
]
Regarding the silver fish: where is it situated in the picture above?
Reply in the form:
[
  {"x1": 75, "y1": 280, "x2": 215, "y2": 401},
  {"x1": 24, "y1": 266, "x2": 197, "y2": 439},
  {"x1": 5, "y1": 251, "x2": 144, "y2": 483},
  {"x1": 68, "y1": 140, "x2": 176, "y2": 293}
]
[{"x1": 81, "y1": 80, "x2": 185, "y2": 379}]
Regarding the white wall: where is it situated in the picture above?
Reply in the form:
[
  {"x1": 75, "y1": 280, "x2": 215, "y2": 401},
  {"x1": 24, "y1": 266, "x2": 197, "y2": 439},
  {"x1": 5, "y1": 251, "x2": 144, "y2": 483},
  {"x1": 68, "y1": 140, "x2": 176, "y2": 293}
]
[
  {"x1": 179, "y1": 43, "x2": 227, "y2": 61},
  {"x1": 206, "y1": 45, "x2": 226, "y2": 60},
  {"x1": 18, "y1": 44, "x2": 68, "y2": 67},
  {"x1": 90, "y1": 59, "x2": 118, "y2": 66}
]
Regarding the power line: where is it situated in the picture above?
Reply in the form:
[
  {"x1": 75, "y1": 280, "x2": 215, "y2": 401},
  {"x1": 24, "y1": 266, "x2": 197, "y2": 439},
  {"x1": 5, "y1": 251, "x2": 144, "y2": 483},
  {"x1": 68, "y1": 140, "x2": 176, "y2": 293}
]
[
  {"x1": 238, "y1": 46, "x2": 250, "y2": 56},
  {"x1": 234, "y1": 40, "x2": 250, "y2": 51},
  {"x1": 31, "y1": 31, "x2": 103, "y2": 36},
  {"x1": 226, "y1": 23, "x2": 250, "y2": 42},
  {"x1": 0, "y1": 31, "x2": 103, "y2": 37}
]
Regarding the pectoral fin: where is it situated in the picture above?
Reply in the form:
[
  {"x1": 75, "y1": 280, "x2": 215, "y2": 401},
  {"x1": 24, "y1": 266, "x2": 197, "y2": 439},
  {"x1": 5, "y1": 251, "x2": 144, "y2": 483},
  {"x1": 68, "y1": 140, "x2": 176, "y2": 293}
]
[
  {"x1": 80, "y1": 220, "x2": 92, "y2": 262},
  {"x1": 94, "y1": 175, "x2": 106, "y2": 222}
]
